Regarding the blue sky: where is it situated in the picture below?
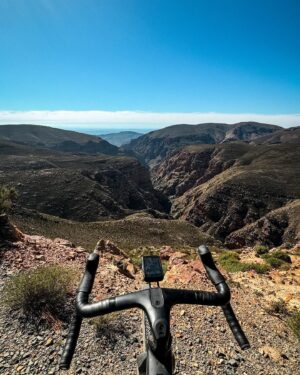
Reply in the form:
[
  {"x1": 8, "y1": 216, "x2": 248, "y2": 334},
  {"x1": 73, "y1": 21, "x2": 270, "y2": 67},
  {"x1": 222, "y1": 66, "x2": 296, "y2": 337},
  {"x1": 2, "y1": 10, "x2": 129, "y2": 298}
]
[{"x1": 0, "y1": 0, "x2": 299, "y2": 128}]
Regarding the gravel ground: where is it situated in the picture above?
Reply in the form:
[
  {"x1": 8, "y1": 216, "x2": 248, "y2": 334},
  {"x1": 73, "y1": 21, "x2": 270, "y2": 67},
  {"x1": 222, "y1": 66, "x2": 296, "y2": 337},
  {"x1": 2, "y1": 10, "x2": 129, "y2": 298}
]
[{"x1": 0, "y1": 237, "x2": 300, "y2": 374}]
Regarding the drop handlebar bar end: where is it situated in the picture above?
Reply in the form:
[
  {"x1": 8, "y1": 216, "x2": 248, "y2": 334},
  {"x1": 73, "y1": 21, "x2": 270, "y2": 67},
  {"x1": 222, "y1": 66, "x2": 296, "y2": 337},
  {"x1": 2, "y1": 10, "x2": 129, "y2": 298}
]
[
  {"x1": 199, "y1": 244, "x2": 250, "y2": 350},
  {"x1": 59, "y1": 251, "x2": 100, "y2": 369}
]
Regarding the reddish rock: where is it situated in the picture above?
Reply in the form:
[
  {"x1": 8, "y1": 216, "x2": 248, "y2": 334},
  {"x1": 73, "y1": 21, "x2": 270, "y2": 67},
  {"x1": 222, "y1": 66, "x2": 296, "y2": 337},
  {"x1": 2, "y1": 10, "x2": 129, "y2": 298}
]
[
  {"x1": 105, "y1": 240, "x2": 128, "y2": 258},
  {"x1": 190, "y1": 259, "x2": 205, "y2": 274},
  {"x1": 115, "y1": 260, "x2": 135, "y2": 279},
  {"x1": 160, "y1": 246, "x2": 175, "y2": 260},
  {"x1": 126, "y1": 262, "x2": 137, "y2": 275},
  {"x1": 169, "y1": 252, "x2": 188, "y2": 266},
  {"x1": 53, "y1": 238, "x2": 75, "y2": 248}
]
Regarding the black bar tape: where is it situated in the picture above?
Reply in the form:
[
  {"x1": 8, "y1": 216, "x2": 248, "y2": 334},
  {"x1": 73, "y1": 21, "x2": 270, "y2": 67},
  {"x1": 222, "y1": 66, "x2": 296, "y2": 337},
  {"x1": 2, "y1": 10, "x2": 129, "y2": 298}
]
[
  {"x1": 78, "y1": 253, "x2": 99, "y2": 293},
  {"x1": 164, "y1": 284, "x2": 230, "y2": 307},
  {"x1": 198, "y1": 245, "x2": 225, "y2": 285},
  {"x1": 222, "y1": 304, "x2": 250, "y2": 350},
  {"x1": 59, "y1": 312, "x2": 83, "y2": 369}
]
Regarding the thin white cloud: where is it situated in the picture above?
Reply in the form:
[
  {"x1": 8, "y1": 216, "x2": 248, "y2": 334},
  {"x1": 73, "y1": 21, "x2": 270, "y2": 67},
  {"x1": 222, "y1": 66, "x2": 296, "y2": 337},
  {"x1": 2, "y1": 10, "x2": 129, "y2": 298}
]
[{"x1": 0, "y1": 110, "x2": 299, "y2": 128}]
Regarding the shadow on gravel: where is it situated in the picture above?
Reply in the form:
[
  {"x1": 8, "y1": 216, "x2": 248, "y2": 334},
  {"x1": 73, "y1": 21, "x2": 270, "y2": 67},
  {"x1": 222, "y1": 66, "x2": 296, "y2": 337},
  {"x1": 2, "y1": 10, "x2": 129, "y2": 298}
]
[{"x1": 93, "y1": 314, "x2": 141, "y2": 351}]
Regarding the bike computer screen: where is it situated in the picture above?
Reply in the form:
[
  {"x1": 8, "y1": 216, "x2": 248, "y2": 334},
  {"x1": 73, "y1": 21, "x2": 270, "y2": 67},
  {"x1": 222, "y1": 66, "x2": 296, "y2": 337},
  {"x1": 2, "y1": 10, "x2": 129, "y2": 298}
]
[{"x1": 142, "y1": 256, "x2": 164, "y2": 283}]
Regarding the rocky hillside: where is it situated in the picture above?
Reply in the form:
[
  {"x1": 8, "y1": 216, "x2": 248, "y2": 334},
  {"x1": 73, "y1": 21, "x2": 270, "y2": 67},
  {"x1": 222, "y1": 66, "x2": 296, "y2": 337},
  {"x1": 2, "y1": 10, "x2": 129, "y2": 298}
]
[
  {"x1": 0, "y1": 141, "x2": 169, "y2": 221},
  {"x1": 0, "y1": 221, "x2": 299, "y2": 374},
  {"x1": 0, "y1": 125, "x2": 119, "y2": 155},
  {"x1": 251, "y1": 126, "x2": 300, "y2": 145},
  {"x1": 152, "y1": 131, "x2": 300, "y2": 247},
  {"x1": 126, "y1": 122, "x2": 282, "y2": 166}
]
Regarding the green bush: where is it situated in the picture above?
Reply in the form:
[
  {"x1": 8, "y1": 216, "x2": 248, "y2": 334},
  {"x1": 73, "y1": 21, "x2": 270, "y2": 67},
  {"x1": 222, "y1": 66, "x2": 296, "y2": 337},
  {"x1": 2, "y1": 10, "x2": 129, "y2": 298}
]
[
  {"x1": 242, "y1": 263, "x2": 270, "y2": 274},
  {"x1": 271, "y1": 251, "x2": 292, "y2": 263},
  {"x1": 288, "y1": 311, "x2": 300, "y2": 340},
  {"x1": 218, "y1": 251, "x2": 270, "y2": 274},
  {"x1": 262, "y1": 251, "x2": 292, "y2": 269},
  {"x1": 263, "y1": 256, "x2": 284, "y2": 268},
  {"x1": 255, "y1": 244, "x2": 269, "y2": 256},
  {"x1": 3, "y1": 265, "x2": 76, "y2": 320},
  {"x1": 0, "y1": 185, "x2": 17, "y2": 214}
]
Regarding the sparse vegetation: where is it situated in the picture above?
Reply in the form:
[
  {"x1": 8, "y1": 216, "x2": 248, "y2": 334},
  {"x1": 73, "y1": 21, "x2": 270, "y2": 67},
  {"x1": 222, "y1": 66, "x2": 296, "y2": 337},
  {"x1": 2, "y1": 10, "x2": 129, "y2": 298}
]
[
  {"x1": 267, "y1": 299, "x2": 289, "y2": 317},
  {"x1": 12, "y1": 210, "x2": 213, "y2": 253},
  {"x1": 253, "y1": 290, "x2": 264, "y2": 297},
  {"x1": 218, "y1": 251, "x2": 270, "y2": 274},
  {"x1": 3, "y1": 265, "x2": 76, "y2": 321},
  {"x1": 91, "y1": 312, "x2": 120, "y2": 332},
  {"x1": 161, "y1": 260, "x2": 168, "y2": 274},
  {"x1": 288, "y1": 310, "x2": 300, "y2": 340},
  {"x1": 255, "y1": 244, "x2": 269, "y2": 256},
  {"x1": 0, "y1": 185, "x2": 17, "y2": 214},
  {"x1": 266, "y1": 301, "x2": 300, "y2": 341},
  {"x1": 261, "y1": 251, "x2": 292, "y2": 269}
]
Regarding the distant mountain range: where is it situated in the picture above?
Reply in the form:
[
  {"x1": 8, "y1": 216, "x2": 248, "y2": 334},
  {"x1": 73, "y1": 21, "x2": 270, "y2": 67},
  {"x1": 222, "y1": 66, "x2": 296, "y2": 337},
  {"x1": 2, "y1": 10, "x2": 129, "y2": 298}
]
[
  {"x1": 0, "y1": 124, "x2": 119, "y2": 155},
  {"x1": 125, "y1": 122, "x2": 282, "y2": 166},
  {"x1": 99, "y1": 131, "x2": 142, "y2": 146},
  {"x1": 1, "y1": 122, "x2": 299, "y2": 248}
]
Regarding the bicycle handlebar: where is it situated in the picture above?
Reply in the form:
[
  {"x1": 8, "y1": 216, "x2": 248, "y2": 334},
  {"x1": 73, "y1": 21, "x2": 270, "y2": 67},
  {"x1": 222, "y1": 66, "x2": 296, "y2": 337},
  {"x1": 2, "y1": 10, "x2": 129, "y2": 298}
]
[{"x1": 60, "y1": 245, "x2": 249, "y2": 370}]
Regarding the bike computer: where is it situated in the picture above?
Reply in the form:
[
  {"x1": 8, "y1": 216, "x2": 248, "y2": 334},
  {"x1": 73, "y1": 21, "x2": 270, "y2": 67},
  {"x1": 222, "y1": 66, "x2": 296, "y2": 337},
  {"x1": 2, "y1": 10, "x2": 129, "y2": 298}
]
[{"x1": 142, "y1": 256, "x2": 164, "y2": 283}]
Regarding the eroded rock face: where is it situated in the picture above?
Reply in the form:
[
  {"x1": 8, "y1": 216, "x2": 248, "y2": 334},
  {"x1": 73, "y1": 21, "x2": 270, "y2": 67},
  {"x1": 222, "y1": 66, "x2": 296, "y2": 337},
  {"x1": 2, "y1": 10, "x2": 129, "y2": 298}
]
[
  {"x1": 0, "y1": 214, "x2": 24, "y2": 243},
  {"x1": 153, "y1": 138, "x2": 300, "y2": 247},
  {"x1": 152, "y1": 143, "x2": 247, "y2": 198},
  {"x1": 225, "y1": 200, "x2": 300, "y2": 248}
]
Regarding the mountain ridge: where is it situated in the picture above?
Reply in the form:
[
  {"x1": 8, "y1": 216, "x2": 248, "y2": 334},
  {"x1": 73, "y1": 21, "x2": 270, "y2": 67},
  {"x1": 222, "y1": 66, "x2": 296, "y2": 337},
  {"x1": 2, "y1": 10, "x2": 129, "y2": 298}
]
[
  {"x1": 0, "y1": 124, "x2": 119, "y2": 155},
  {"x1": 126, "y1": 122, "x2": 282, "y2": 166}
]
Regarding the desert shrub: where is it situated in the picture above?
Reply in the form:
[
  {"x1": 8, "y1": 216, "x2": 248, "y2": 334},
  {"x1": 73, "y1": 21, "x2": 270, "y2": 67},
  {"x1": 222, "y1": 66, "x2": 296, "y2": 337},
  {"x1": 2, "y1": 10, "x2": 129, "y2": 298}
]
[
  {"x1": 0, "y1": 185, "x2": 17, "y2": 214},
  {"x1": 253, "y1": 290, "x2": 264, "y2": 297},
  {"x1": 242, "y1": 263, "x2": 270, "y2": 274},
  {"x1": 262, "y1": 251, "x2": 292, "y2": 269},
  {"x1": 91, "y1": 312, "x2": 120, "y2": 331},
  {"x1": 3, "y1": 265, "x2": 76, "y2": 320},
  {"x1": 288, "y1": 311, "x2": 300, "y2": 340},
  {"x1": 271, "y1": 251, "x2": 292, "y2": 263},
  {"x1": 267, "y1": 299, "x2": 289, "y2": 316},
  {"x1": 263, "y1": 256, "x2": 284, "y2": 268},
  {"x1": 218, "y1": 251, "x2": 270, "y2": 274},
  {"x1": 255, "y1": 244, "x2": 269, "y2": 256},
  {"x1": 218, "y1": 251, "x2": 244, "y2": 273}
]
